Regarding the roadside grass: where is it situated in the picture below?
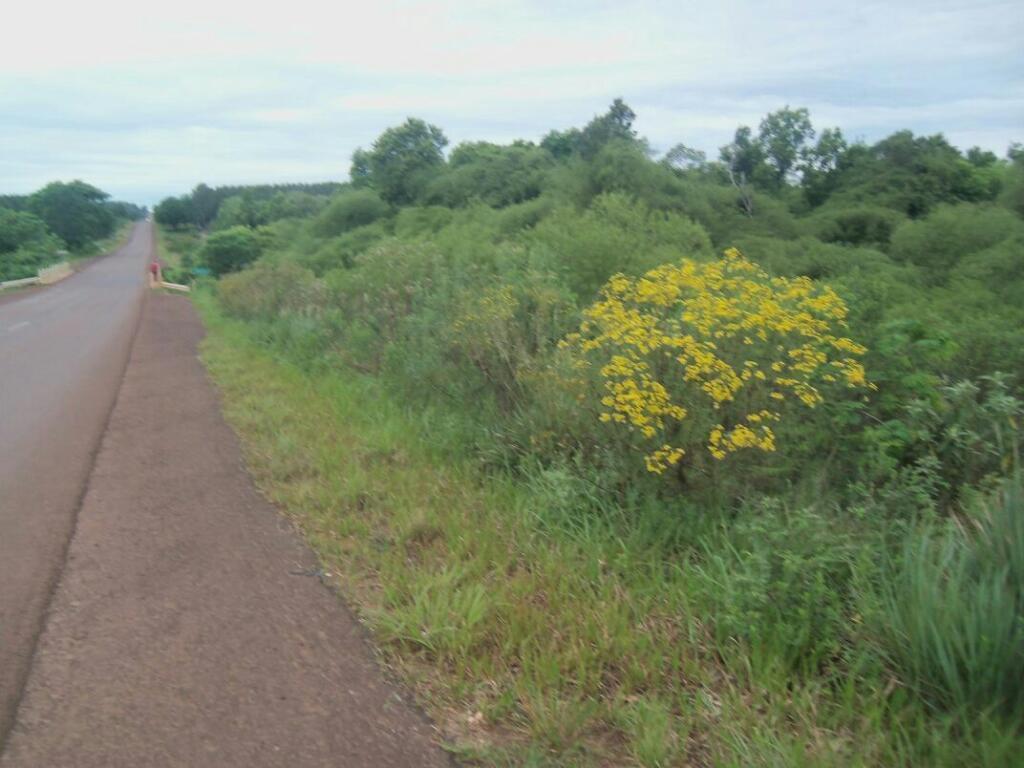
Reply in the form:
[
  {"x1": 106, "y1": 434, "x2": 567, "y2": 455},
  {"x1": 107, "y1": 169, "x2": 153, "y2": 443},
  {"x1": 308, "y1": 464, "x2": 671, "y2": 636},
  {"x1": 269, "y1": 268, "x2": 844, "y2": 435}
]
[{"x1": 195, "y1": 293, "x2": 1021, "y2": 766}]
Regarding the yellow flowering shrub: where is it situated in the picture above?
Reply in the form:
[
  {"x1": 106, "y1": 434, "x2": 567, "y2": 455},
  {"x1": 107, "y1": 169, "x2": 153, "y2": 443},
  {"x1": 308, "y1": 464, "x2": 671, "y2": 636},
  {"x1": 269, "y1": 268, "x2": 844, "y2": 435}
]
[{"x1": 561, "y1": 248, "x2": 871, "y2": 474}]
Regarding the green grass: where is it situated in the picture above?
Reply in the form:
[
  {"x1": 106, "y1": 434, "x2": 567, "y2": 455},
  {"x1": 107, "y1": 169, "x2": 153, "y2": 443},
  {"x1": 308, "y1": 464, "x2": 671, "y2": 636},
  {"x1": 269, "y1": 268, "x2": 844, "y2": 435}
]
[
  {"x1": 872, "y1": 477, "x2": 1024, "y2": 718},
  {"x1": 194, "y1": 292, "x2": 1021, "y2": 766}
]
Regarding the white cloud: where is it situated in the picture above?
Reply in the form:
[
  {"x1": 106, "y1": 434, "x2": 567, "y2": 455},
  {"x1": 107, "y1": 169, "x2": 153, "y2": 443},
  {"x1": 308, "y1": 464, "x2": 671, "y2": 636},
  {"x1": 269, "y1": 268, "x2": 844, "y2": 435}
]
[{"x1": 1, "y1": 0, "x2": 1021, "y2": 203}]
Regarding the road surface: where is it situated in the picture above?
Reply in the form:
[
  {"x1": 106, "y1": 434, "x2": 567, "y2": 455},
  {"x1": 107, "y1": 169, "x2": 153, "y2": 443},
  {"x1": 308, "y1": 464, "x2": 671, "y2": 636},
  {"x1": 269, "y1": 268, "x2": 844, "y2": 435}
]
[{"x1": 0, "y1": 223, "x2": 150, "y2": 742}]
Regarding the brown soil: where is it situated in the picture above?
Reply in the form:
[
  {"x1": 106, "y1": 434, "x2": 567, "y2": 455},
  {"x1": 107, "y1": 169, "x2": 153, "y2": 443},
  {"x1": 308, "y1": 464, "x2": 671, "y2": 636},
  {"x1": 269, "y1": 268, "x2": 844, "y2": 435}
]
[{"x1": 1, "y1": 292, "x2": 451, "y2": 767}]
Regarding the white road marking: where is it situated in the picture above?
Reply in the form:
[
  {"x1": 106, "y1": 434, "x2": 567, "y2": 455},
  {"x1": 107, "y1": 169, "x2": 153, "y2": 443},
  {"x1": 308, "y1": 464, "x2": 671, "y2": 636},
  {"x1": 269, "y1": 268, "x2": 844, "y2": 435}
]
[{"x1": 6, "y1": 321, "x2": 31, "y2": 332}]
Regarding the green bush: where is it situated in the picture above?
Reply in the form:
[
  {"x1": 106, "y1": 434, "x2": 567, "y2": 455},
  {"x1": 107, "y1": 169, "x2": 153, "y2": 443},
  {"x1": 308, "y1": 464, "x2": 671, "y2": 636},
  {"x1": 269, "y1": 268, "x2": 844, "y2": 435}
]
[
  {"x1": 217, "y1": 261, "x2": 321, "y2": 321},
  {"x1": 695, "y1": 502, "x2": 864, "y2": 674},
  {"x1": 201, "y1": 226, "x2": 262, "y2": 276},
  {"x1": 807, "y1": 204, "x2": 906, "y2": 248},
  {"x1": 311, "y1": 189, "x2": 391, "y2": 238},
  {"x1": 890, "y1": 204, "x2": 1021, "y2": 283},
  {"x1": 529, "y1": 193, "x2": 712, "y2": 300},
  {"x1": 0, "y1": 208, "x2": 62, "y2": 280}
]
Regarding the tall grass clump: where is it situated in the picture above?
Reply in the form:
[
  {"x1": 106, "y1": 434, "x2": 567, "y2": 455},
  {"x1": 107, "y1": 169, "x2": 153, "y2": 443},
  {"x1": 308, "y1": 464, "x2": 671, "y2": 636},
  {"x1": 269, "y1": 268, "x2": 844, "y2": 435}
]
[{"x1": 870, "y1": 472, "x2": 1024, "y2": 719}]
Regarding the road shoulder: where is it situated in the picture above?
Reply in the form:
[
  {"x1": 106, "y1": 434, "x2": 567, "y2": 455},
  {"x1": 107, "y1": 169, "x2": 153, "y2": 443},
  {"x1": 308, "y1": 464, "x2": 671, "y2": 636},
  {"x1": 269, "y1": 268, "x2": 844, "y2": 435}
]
[{"x1": 1, "y1": 293, "x2": 450, "y2": 767}]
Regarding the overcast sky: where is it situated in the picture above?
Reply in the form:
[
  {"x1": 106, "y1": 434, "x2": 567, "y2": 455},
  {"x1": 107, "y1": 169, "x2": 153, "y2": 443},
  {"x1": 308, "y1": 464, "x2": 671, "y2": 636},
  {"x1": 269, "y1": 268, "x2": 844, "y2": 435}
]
[{"x1": 2, "y1": 0, "x2": 1021, "y2": 205}]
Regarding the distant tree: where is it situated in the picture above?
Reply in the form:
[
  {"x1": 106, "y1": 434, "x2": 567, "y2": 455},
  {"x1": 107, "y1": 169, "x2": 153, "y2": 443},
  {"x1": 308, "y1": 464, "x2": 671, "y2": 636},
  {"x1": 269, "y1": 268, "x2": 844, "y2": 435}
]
[
  {"x1": 190, "y1": 183, "x2": 220, "y2": 227},
  {"x1": 663, "y1": 143, "x2": 707, "y2": 172},
  {"x1": 154, "y1": 196, "x2": 194, "y2": 229},
  {"x1": 200, "y1": 226, "x2": 262, "y2": 276},
  {"x1": 352, "y1": 118, "x2": 448, "y2": 205},
  {"x1": 577, "y1": 98, "x2": 638, "y2": 159},
  {"x1": 719, "y1": 126, "x2": 764, "y2": 215},
  {"x1": 0, "y1": 195, "x2": 31, "y2": 212},
  {"x1": 212, "y1": 194, "x2": 269, "y2": 230},
  {"x1": 350, "y1": 149, "x2": 373, "y2": 187},
  {"x1": 823, "y1": 131, "x2": 1001, "y2": 216},
  {"x1": 29, "y1": 180, "x2": 114, "y2": 248},
  {"x1": 802, "y1": 127, "x2": 849, "y2": 206},
  {"x1": 105, "y1": 200, "x2": 147, "y2": 220},
  {"x1": 424, "y1": 141, "x2": 552, "y2": 207},
  {"x1": 263, "y1": 191, "x2": 327, "y2": 221},
  {"x1": 757, "y1": 106, "x2": 815, "y2": 187},
  {"x1": 540, "y1": 128, "x2": 583, "y2": 160},
  {"x1": 966, "y1": 147, "x2": 998, "y2": 167},
  {"x1": 999, "y1": 144, "x2": 1024, "y2": 216},
  {"x1": 0, "y1": 208, "x2": 62, "y2": 280}
]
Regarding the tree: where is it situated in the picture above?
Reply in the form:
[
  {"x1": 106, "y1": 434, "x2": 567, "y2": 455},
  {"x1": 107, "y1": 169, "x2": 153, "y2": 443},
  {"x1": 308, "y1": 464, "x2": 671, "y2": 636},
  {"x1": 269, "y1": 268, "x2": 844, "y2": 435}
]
[
  {"x1": 0, "y1": 208, "x2": 54, "y2": 253},
  {"x1": 540, "y1": 127, "x2": 583, "y2": 160},
  {"x1": 350, "y1": 149, "x2": 372, "y2": 187},
  {"x1": 105, "y1": 200, "x2": 147, "y2": 220},
  {"x1": 201, "y1": 226, "x2": 262, "y2": 276},
  {"x1": 802, "y1": 127, "x2": 848, "y2": 206},
  {"x1": 757, "y1": 106, "x2": 814, "y2": 187},
  {"x1": 190, "y1": 183, "x2": 220, "y2": 227},
  {"x1": 351, "y1": 118, "x2": 448, "y2": 205},
  {"x1": 154, "y1": 196, "x2": 194, "y2": 229},
  {"x1": 0, "y1": 208, "x2": 62, "y2": 280},
  {"x1": 819, "y1": 131, "x2": 1002, "y2": 216},
  {"x1": 578, "y1": 98, "x2": 638, "y2": 159},
  {"x1": 424, "y1": 141, "x2": 552, "y2": 207},
  {"x1": 263, "y1": 191, "x2": 327, "y2": 222},
  {"x1": 29, "y1": 180, "x2": 114, "y2": 248},
  {"x1": 212, "y1": 194, "x2": 269, "y2": 230},
  {"x1": 999, "y1": 144, "x2": 1024, "y2": 216},
  {"x1": 663, "y1": 143, "x2": 707, "y2": 172},
  {"x1": 719, "y1": 126, "x2": 764, "y2": 215}
]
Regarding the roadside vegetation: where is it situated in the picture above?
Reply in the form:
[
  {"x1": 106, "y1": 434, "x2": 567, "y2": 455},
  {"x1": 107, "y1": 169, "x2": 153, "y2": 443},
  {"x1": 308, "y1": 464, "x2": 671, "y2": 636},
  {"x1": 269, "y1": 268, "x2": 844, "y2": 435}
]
[
  {"x1": 0, "y1": 181, "x2": 145, "y2": 281},
  {"x1": 170, "y1": 101, "x2": 1023, "y2": 765}
]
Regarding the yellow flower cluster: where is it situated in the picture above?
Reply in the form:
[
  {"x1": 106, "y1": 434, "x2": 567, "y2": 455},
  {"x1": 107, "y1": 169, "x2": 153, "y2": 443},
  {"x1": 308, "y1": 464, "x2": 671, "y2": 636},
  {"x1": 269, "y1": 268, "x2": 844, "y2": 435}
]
[{"x1": 562, "y1": 248, "x2": 871, "y2": 473}]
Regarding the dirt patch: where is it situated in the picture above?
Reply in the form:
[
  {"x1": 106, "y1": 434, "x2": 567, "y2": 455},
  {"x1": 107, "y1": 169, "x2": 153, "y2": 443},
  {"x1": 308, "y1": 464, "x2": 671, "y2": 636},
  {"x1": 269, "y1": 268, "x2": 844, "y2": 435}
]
[{"x1": 1, "y1": 293, "x2": 452, "y2": 767}]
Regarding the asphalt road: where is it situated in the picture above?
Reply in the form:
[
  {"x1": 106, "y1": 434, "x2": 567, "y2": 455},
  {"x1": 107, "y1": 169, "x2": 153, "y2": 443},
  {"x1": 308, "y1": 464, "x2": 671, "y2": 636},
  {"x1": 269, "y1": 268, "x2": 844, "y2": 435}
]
[{"x1": 0, "y1": 222, "x2": 150, "y2": 744}]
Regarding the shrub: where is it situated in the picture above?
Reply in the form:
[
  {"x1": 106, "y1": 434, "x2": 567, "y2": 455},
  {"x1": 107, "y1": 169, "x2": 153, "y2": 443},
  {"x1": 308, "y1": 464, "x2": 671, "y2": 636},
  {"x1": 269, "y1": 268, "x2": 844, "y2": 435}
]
[
  {"x1": 735, "y1": 235, "x2": 895, "y2": 282},
  {"x1": 890, "y1": 204, "x2": 1021, "y2": 283},
  {"x1": 807, "y1": 204, "x2": 906, "y2": 248},
  {"x1": 305, "y1": 221, "x2": 390, "y2": 273},
  {"x1": 312, "y1": 190, "x2": 391, "y2": 238},
  {"x1": 217, "y1": 261, "x2": 321, "y2": 321},
  {"x1": 562, "y1": 248, "x2": 871, "y2": 480},
  {"x1": 445, "y1": 272, "x2": 577, "y2": 412},
  {"x1": 696, "y1": 502, "x2": 863, "y2": 673},
  {"x1": 0, "y1": 208, "x2": 61, "y2": 280},
  {"x1": 201, "y1": 226, "x2": 262, "y2": 276},
  {"x1": 530, "y1": 193, "x2": 713, "y2": 300}
]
